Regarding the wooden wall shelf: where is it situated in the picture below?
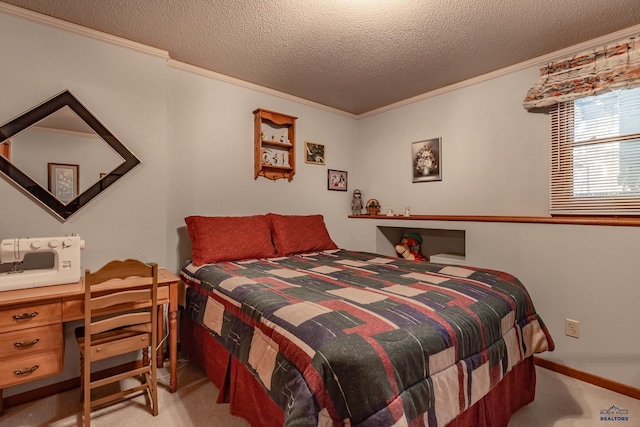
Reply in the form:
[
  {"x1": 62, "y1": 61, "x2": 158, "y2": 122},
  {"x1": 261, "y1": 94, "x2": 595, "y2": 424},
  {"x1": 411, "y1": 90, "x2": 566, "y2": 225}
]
[
  {"x1": 348, "y1": 214, "x2": 640, "y2": 227},
  {"x1": 253, "y1": 108, "x2": 297, "y2": 181}
]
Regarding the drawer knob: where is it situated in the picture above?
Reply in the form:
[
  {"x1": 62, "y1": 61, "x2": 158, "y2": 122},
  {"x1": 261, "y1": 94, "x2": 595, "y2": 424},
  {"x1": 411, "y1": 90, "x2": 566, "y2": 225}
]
[
  {"x1": 14, "y1": 338, "x2": 40, "y2": 348},
  {"x1": 13, "y1": 311, "x2": 39, "y2": 320},
  {"x1": 14, "y1": 365, "x2": 39, "y2": 375}
]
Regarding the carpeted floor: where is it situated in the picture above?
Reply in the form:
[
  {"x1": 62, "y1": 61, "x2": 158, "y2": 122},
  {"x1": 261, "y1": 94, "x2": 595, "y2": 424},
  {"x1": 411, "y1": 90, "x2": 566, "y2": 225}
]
[
  {"x1": 0, "y1": 361, "x2": 638, "y2": 426},
  {"x1": 508, "y1": 367, "x2": 640, "y2": 427}
]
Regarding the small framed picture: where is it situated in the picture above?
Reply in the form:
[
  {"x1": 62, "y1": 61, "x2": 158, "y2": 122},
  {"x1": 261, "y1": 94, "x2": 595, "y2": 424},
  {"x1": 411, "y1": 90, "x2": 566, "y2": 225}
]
[
  {"x1": 304, "y1": 141, "x2": 325, "y2": 165},
  {"x1": 328, "y1": 169, "x2": 348, "y2": 191},
  {"x1": 48, "y1": 163, "x2": 79, "y2": 203},
  {"x1": 412, "y1": 137, "x2": 442, "y2": 182}
]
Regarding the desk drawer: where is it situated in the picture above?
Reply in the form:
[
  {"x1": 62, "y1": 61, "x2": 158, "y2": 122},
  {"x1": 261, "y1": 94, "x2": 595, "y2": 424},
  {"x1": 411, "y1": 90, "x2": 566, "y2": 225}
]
[
  {"x1": 0, "y1": 302, "x2": 61, "y2": 333},
  {"x1": 0, "y1": 350, "x2": 62, "y2": 388},
  {"x1": 0, "y1": 324, "x2": 63, "y2": 359},
  {"x1": 63, "y1": 286, "x2": 169, "y2": 321}
]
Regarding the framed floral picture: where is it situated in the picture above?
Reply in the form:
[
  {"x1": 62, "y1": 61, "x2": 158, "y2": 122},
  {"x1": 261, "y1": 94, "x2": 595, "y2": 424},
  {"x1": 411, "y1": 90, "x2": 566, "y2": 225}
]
[
  {"x1": 48, "y1": 162, "x2": 79, "y2": 203},
  {"x1": 327, "y1": 169, "x2": 348, "y2": 191},
  {"x1": 411, "y1": 138, "x2": 442, "y2": 182}
]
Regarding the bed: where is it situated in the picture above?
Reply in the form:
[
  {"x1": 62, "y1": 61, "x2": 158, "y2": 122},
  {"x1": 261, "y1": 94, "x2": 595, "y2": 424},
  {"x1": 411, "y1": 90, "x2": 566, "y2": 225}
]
[{"x1": 179, "y1": 213, "x2": 554, "y2": 426}]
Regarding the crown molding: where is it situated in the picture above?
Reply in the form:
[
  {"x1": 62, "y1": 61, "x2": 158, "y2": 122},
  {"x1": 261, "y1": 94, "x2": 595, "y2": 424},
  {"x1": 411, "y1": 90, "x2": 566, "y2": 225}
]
[
  {"x1": 0, "y1": 2, "x2": 353, "y2": 118},
  {"x1": 3, "y1": 2, "x2": 639, "y2": 119},
  {"x1": 167, "y1": 60, "x2": 357, "y2": 119},
  {"x1": 0, "y1": 2, "x2": 168, "y2": 60},
  {"x1": 359, "y1": 23, "x2": 640, "y2": 119}
]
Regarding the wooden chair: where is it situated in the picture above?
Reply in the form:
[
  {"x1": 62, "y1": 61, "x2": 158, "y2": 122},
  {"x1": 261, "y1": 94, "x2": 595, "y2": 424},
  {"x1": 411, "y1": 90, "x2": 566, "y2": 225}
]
[{"x1": 76, "y1": 259, "x2": 159, "y2": 425}]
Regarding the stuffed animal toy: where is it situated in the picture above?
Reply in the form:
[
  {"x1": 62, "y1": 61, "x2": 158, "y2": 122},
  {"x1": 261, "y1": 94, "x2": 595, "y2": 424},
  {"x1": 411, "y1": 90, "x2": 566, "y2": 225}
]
[{"x1": 395, "y1": 233, "x2": 427, "y2": 261}]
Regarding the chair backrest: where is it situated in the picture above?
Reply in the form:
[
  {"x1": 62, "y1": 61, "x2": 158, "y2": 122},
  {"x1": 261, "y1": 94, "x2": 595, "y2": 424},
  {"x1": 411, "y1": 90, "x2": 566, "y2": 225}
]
[{"x1": 83, "y1": 259, "x2": 158, "y2": 361}]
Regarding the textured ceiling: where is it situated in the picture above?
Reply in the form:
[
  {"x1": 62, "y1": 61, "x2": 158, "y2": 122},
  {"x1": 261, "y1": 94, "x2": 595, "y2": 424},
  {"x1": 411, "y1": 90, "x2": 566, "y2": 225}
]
[{"x1": 2, "y1": 0, "x2": 640, "y2": 115}]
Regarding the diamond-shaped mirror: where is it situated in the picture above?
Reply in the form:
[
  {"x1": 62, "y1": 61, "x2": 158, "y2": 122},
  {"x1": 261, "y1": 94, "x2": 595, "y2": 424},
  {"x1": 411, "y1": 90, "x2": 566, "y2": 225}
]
[{"x1": 0, "y1": 90, "x2": 140, "y2": 221}]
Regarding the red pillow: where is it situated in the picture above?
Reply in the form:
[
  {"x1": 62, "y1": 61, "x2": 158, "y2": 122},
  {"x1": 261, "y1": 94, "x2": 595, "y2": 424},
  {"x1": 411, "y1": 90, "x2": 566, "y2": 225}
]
[
  {"x1": 185, "y1": 215, "x2": 277, "y2": 265},
  {"x1": 267, "y1": 213, "x2": 338, "y2": 256}
]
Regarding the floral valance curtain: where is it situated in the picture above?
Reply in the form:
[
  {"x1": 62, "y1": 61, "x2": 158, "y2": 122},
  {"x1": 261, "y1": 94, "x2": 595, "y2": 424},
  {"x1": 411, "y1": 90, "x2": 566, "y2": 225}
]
[{"x1": 523, "y1": 35, "x2": 640, "y2": 110}]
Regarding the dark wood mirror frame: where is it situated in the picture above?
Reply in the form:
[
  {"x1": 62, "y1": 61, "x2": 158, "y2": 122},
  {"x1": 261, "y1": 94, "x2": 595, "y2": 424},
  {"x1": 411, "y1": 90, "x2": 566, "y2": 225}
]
[{"x1": 0, "y1": 90, "x2": 140, "y2": 221}]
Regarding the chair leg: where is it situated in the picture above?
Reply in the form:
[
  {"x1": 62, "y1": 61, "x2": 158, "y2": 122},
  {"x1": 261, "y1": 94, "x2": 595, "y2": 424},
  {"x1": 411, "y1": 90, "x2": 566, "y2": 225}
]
[
  {"x1": 151, "y1": 354, "x2": 158, "y2": 416},
  {"x1": 79, "y1": 354, "x2": 84, "y2": 402},
  {"x1": 83, "y1": 394, "x2": 90, "y2": 425},
  {"x1": 82, "y1": 354, "x2": 91, "y2": 426}
]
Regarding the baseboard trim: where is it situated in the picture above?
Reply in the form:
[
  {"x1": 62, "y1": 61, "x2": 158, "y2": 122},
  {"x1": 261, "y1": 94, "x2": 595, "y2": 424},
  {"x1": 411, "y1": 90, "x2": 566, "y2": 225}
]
[
  {"x1": 534, "y1": 356, "x2": 640, "y2": 400},
  {"x1": 3, "y1": 361, "x2": 139, "y2": 410}
]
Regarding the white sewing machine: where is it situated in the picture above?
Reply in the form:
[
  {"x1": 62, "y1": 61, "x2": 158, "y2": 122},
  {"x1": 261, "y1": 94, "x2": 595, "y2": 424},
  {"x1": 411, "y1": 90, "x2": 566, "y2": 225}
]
[{"x1": 0, "y1": 236, "x2": 85, "y2": 291}]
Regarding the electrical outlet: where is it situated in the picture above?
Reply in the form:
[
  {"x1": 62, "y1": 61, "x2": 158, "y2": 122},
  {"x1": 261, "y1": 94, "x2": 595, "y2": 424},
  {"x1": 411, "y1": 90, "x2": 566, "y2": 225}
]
[{"x1": 565, "y1": 319, "x2": 580, "y2": 338}]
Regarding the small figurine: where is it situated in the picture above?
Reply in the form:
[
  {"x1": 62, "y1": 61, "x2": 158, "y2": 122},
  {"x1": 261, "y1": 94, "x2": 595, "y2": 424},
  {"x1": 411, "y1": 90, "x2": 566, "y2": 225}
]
[
  {"x1": 262, "y1": 148, "x2": 272, "y2": 165},
  {"x1": 280, "y1": 134, "x2": 286, "y2": 143},
  {"x1": 404, "y1": 206, "x2": 410, "y2": 217},
  {"x1": 386, "y1": 206, "x2": 394, "y2": 216},
  {"x1": 351, "y1": 189, "x2": 363, "y2": 216},
  {"x1": 261, "y1": 129, "x2": 267, "y2": 141}
]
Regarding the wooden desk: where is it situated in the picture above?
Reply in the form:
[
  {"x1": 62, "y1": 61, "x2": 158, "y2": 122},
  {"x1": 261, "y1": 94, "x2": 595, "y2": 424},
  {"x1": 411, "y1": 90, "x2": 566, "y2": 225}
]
[{"x1": 0, "y1": 268, "x2": 179, "y2": 410}]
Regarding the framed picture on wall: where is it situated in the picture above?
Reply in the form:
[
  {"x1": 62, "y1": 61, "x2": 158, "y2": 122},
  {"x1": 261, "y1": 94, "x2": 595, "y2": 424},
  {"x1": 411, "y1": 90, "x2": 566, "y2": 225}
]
[
  {"x1": 411, "y1": 137, "x2": 442, "y2": 182},
  {"x1": 327, "y1": 169, "x2": 348, "y2": 191},
  {"x1": 304, "y1": 141, "x2": 326, "y2": 165},
  {"x1": 48, "y1": 162, "x2": 79, "y2": 203}
]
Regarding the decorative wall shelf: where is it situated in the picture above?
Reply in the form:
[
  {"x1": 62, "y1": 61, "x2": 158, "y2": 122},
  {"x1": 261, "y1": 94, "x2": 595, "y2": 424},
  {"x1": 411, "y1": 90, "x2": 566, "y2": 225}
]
[
  {"x1": 348, "y1": 214, "x2": 640, "y2": 227},
  {"x1": 253, "y1": 108, "x2": 297, "y2": 181}
]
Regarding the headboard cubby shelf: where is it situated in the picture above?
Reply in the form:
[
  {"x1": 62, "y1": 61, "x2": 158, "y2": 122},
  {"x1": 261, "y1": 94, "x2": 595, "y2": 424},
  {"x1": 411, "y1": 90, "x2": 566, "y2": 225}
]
[{"x1": 376, "y1": 226, "x2": 466, "y2": 263}]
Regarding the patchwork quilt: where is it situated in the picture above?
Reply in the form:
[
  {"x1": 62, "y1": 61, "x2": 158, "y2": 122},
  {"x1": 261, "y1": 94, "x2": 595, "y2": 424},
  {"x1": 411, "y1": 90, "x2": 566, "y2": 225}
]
[{"x1": 180, "y1": 249, "x2": 554, "y2": 426}]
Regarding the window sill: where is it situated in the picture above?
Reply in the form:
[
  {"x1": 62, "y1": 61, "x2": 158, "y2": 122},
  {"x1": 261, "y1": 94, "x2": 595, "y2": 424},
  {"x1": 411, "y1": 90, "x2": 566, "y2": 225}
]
[{"x1": 348, "y1": 215, "x2": 640, "y2": 227}]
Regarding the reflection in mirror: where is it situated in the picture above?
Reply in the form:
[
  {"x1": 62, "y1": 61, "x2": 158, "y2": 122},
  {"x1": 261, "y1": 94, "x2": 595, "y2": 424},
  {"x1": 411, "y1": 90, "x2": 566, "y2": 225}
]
[
  {"x1": 0, "y1": 140, "x2": 9, "y2": 160},
  {"x1": 0, "y1": 90, "x2": 140, "y2": 221},
  {"x1": 10, "y1": 106, "x2": 123, "y2": 204}
]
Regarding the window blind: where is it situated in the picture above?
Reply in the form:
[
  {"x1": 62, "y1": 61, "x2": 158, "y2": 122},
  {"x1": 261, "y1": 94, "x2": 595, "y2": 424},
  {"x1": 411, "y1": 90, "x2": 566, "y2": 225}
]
[{"x1": 550, "y1": 87, "x2": 640, "y2": 215}]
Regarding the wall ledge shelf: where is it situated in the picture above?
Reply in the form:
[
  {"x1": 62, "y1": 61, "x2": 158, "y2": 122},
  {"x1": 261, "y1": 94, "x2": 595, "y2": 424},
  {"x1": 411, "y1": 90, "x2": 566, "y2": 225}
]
[{"x1": 348, "y1": 215, "x2": 640, "y2": 227}]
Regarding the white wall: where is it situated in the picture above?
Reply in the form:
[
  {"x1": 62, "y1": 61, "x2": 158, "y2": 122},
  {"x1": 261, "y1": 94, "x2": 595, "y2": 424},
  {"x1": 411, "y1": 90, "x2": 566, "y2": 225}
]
[
  {"x1": 353, "y1": 68, "x2": 640, "y2": 388},
  {"x1": 356, "y1": 68, "x2": 549, "y2": 216},
  {"x1": 0, "y1": 11, "x2": 169, "y2": 269},
  {"x1": 1, "y1": 5, "x2": 638, "y2": 398},
  {"x1": 165, "y1": 66, "x2": 358, "y2": 271},
  {"x1": 0, "y1": 10, "x2": 358, "y2": 396},
  {"x1": 0, "y1": 10, "x2": 170, "y2": 396}
]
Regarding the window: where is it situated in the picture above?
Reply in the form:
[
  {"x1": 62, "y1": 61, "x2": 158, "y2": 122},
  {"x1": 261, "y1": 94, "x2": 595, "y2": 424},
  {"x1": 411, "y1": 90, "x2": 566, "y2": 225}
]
[{"x1": 551, "y1": 87, "x2": 640, "y2": 215}]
